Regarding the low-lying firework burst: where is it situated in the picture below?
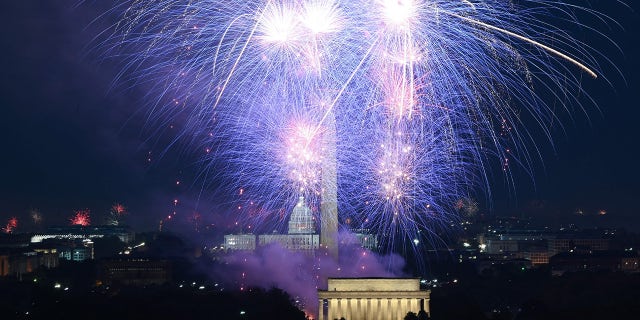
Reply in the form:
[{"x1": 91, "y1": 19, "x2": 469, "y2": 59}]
[
  {"x1": 455, "y1": 197, "x2": 479, "y2": 218},
  {"x1": 108, "y1": 203, "x2": 127, "y2": 226},
  {"x1": 99, "y1": 0, "x2": 613, "y2": 247},
  {"x1": 70, "y1": 209, "x2": 91, "y2": 227},
  {"x1": 30, "y1": 209, "x2": 42, "y2": 225},
  {"x1": 2, "y1": 217, "x2": 18, "y2": 234}
]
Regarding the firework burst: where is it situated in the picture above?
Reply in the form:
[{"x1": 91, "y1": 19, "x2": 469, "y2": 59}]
[
  {"x1": 108, "y1": 203, "x2": 127, "y2": 226},
  {"x1": 100, "y1": 0, "x2": 611, "y2": 246},
  {"x1": 30, "y1": 209, "x2": 43, "y2": 225},
  {"x1": 2, "y1": 217, "x2": 18, "y2": 234},
  {"x1": 70, "y1": 209, "x2": 91, "y2": 227}
]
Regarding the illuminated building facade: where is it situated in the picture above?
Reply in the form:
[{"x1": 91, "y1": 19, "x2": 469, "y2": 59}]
[
  {"x1": 225, "y1": 197, "x2": 320, "y2": 253},
  {"x1": 224, "y1": 197, "x2": 377, "y2": 254},
  {"x1": 224, "y1": 234, "x2": 257, "y2": 251},
  {"x1": 258, "y1": 233, "x2": 319, "y2": 253},
  {"x1": 288, "y1": 196, "x2": 316, "y2": 234},
  {"x1": 318, "y1": 278, "x2": 430, "y2": 320},
  {"x1": 524, "y1": 250, "x2": 550, "y2": 266},
  {"x1": 31, "y1": 225, "x2": 134, "y2": 244}
]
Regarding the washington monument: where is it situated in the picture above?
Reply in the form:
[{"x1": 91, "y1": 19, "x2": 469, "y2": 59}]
[{"x1": 320, "y1": 111, "x2": 338, "y2": 258}]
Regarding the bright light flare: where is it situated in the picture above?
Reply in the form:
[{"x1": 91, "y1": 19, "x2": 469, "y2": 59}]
[
  {"x1": 301, "y1": 0, "x2": 343, "y2": 35},
  {"x1": 258, "y1": 3, "x2": 299, "y2": 45},
  {"x1": 379, "y1": 0, "x2": 419, "y2": 29}
]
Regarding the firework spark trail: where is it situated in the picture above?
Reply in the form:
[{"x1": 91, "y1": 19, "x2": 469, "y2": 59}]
[
  {"x1": 444, "y1": 11, "x2": 597, "y2": 78},
  {"x1": 101, "y1": 0, "x2": 608, "y2": 246}
]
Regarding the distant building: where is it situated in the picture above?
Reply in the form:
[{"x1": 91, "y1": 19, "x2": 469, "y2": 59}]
[
  {"x1": 523, "y1": 249, "x2": 550, "y2": 266},
  {"x1": 486, "y1": 239, "x2": 519, "y2": 254},
  {"x1": 31, "y1": 225, "x2": 134, "y2": 244},
  {"x1": 288, "y1": 197, "x2": 316, "y2": 234},
  {"x1": 258, "y1": 233, "x2": 319, "y2": 253},
  {"x1": 259, "y1": 196, "x2": 320, "y2": 254},
  {"x1": 318, "y1": 278, "x2": 430, "y2": 320},
  {"x1": 224, "y1": 197, "x2": 377, "y2": 254},
  {"x1": 478, "y1": 228, "x2": 614, "y2": 267},
  {"x1": 0, "y1": 249, "x2": 58, "y2": 277},
  {"x1": 35, "y1": 238, "x2": 95, "y2": 262},
  {"x1": 549, "y1": 250, "x2": 638, "y2": 275},
  {"x1": 548, "y1": 237, "x2": 610, "y2": 255},
  {"x1": 225, "y1": 197, "x2": 320, "y2": 254},
  {"x1": 223, "y1": 234, "x2": 256, "y2": 251},
  {"x1": 350, "y1": 229, "x2": 379, "y2": 251}
]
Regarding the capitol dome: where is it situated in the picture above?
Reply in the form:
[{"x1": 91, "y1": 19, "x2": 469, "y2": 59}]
[{"x1": 288, "y1": 196, "x2": 316, "y2": 234}]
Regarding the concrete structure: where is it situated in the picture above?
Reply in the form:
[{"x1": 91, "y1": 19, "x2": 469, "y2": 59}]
[
  {"x1": 318, "y1": 278, "x2": 430, "y2": 320},
  {"x1": 321, "y1": 113, "x2": 338, "y2": 258}
]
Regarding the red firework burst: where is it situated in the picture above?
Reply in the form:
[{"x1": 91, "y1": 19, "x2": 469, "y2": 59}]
[
  {"x1": 112, "y1": 203, "x2": 126, "y2": 215},
  {"x1": 2, "y1": 217, "x2": 18, "y2": 233},
  {"x1": 70, "y1": 209, "x2": 91, "y2": 226}
]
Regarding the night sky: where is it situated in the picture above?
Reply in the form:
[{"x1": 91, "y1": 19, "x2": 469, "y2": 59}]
[{"x1": 1, "y1": 1, "x2": 639, "y2": 231}]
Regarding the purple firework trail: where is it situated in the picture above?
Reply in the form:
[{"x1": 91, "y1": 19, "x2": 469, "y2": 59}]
[{"x1": 98, "y1": 0, "x2": 611, "y2": 247}]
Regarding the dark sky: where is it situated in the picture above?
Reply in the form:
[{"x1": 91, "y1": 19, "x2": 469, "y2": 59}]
[{"x1": 1, "y1": 1, "x2": 639, "y2": 231}]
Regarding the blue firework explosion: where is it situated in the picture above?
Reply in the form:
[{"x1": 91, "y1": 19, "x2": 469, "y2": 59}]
[{"x1": 99, "y1": 0, "x2": 608, "y2": 247}]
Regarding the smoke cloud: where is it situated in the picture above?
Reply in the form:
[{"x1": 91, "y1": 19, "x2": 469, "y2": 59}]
[{"x1": 216, "y1": 231, "x2": 405, "y2": 316}]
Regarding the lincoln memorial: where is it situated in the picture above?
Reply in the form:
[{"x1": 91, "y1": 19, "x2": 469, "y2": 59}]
[{"x1": 317, "y1": 278, "x2": 430, "y2": 320}]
